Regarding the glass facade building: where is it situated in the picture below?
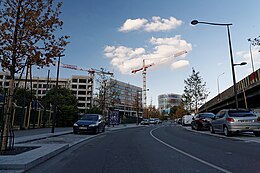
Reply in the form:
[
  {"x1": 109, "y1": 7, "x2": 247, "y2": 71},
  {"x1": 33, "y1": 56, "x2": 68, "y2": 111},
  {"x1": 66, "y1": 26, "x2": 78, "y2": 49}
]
[{"x1": 158, "y1": 93, "x2": 182, "y2": 115}]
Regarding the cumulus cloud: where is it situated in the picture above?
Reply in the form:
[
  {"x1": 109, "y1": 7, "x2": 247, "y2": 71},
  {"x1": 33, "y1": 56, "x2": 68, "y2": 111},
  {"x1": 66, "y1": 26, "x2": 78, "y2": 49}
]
[
  {"x1": 104, "y1": 36, "x2": 192, "y2": 74},
  {"x1": 119, "y1": 16, "x2": 182, "y2": 32},
  {"x1": 171, "y1": 60, "x2": 189, "y2": 69}
]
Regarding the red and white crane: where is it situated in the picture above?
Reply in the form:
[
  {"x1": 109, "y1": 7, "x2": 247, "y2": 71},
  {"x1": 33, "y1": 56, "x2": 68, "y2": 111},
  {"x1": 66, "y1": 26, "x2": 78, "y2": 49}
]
[{"x1": 131, "y1": 50, "x2": 188, "y2": 110}]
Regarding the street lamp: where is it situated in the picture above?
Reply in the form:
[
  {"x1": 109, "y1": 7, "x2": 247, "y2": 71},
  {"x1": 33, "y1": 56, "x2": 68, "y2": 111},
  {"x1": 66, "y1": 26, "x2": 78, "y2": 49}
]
[
  {"x1": 191, "y1": 20, "x2": 245, "y2": 109},
  {"x1": 248, "y1": 38, "x2": 255, "y2": 73},
  {"x1": 217, "y1": 72, "x2": 225, "y2": 101},
  {"x1": 52, "y1": 54, "x2": 65, "y2": 133}
]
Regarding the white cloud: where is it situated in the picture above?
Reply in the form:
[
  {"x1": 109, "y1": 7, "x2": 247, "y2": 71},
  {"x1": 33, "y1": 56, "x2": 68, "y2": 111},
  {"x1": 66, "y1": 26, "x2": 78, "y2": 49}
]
[
  {"x1": 171, "y1": 60, "x2": 189, "y2": 69},
  {"x1": 104, "y1": 36, "x2": 192, "y2": 74},
  {"x1": 119, "y1": 18, "x2": 148, "y2": 32},
  {"x1": 119, "y1": 16, "x2": 182, "y2": 32}
]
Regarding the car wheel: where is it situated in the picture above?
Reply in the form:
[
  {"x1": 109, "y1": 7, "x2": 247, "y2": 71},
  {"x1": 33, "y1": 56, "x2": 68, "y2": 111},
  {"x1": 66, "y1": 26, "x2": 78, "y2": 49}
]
[
  {"x1": 95, "y1": 127, "x2": 99, "y2": 134},
  {"x1": 102, "y1": 126, "x2": 105, "y2": 132},
  {"x1": 253, "y1": 131, "x2": 260, "y2": 137},
  {"x1": 209, "y1": 125, "x2": 215, "y2": 134},
  {"x1": 73, "y1": 130, "x2": 78, "y2": 134},
  {"x1": 224, "y1": 126, "x2": 231, "y2": 136},
  {"x1": 191, "y1": 124, "x2": 195, "y2": 130},
  {"x1": 195, "y1": 124, "x2": 200, "y2": 131}
]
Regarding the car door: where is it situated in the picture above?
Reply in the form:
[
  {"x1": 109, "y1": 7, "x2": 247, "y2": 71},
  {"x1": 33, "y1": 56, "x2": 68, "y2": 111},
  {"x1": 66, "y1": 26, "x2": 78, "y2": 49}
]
[{"x1": 213, "y1": 111, "x2": 226, "y2": 132}]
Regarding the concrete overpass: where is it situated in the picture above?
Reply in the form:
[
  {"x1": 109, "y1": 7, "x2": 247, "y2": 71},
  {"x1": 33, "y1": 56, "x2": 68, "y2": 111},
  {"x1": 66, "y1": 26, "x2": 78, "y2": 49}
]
[{"x1": 199, "y1": 68, "x2": 260, "y2": 113}]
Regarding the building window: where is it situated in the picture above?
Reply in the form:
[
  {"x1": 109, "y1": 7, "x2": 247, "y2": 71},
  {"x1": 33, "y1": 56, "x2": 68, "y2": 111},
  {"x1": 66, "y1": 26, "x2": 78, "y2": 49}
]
[
  {"x1": 77, "y1": 103, "x2": 85, "y2": 107},
  {"x1": 72, "y1": 91, "x2": 77, "y2": 95},
  {"x1": 78, "y1": 97, "x2": 86, "y2": 101},
  {"x1": 79, "y1": 79, "x2": 86, "y2": 83},
  {"x1": 72, "y1": 79, "x2": 77, "y2": 83},
  {"x1": 79, "y1": 85, "x2": 86, "y2": 89},
  {"x1": 72, "y1": 85, "x2": 77, "y2": 89},
  {"x1": 78, "y1": 91, "x2": 86, "y2": 95}
]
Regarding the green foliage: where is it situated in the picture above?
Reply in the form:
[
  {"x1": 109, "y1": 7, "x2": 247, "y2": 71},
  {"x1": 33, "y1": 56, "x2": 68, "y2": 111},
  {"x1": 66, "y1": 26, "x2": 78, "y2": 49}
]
[
  {"x1": 182, "y1": 68, "x2": 209, "y2": 112},
  {"x1": 43, "y1": 87, "x2": 78, "y2": 127},
  {"x1": 13, "y1": 88, "x2": 34, "y2": 106}
]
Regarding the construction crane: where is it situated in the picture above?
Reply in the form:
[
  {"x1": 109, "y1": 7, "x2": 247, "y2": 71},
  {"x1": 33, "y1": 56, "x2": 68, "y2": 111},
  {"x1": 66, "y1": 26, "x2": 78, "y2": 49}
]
[
  {"x1": 131, "y1": 50, "x2": 188, "y2": 111},
  {"x1": 60, "y1": 63, "x2": 113, "y2": 77}
]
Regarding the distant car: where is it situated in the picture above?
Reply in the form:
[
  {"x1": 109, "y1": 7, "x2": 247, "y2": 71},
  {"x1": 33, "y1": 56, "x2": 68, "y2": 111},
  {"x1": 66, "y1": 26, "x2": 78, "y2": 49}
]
[
  {"x1": 182, "y1": 115, "x2": 193, "y2": 125},
  {"x1": 140, "y1": 119, "x2": 150, "y2": 125},
  {"x1": 73, "y1": 114, "x2": 106, "y2": 134},
  {"x1": 210, "y1": 109, "x2": 260, "y2": 136},
  {"x1": 149, "y1": 118, "x2": 157, "y2": 124},
  {"x1": 191, "y1": 112, "x2": 215, "y2": 130},
  {"x1": 150, "y1": 118, "x2": 162, "y2": 124}
]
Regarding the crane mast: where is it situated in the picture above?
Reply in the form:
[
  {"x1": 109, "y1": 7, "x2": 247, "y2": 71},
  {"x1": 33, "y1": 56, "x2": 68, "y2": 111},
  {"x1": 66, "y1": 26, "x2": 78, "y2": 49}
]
[{"x1": 131, "y1": 50, "x2": 188, "y2": 117}]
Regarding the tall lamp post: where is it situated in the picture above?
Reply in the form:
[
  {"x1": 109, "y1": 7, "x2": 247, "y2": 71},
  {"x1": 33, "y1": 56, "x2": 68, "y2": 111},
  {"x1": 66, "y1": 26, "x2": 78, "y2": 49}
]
[
  {"x1": 248, "y1": 38, "x2": 255, "y2": 74},
  {"x1": 217, "y1": 72, "x2": 225, "y2": 101},
  {"x1": 191, "y1": 20, "x2": 247, "y2": 109},
  {"x1": 52, "y1": 54, "x2": 65, "y2": 133}
]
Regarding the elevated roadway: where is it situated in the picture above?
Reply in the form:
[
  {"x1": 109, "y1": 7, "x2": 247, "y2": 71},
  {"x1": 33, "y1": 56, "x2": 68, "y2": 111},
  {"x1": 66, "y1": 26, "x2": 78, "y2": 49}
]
[{"x1": 199, "y1": 68, "x2": 260, "y2": 113}]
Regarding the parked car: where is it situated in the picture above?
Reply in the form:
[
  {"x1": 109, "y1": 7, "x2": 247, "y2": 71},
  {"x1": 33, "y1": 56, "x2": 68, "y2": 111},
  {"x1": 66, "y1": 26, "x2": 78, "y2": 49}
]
[
  {"x1": 210, "y1": 109, "x2": 260, "y2": 136},
  {"x1": 182, "y1": 115, "x2": 193, "y2": 125},
  {"x1": 191, "y1": 112, "x2": 215, "y2": 130},
  {"x1": 140, "y1": 119, "x2": 150, "y2": 125},
  {"x1": 73, "y1": 114, "x2": 106, "y2": 134}
]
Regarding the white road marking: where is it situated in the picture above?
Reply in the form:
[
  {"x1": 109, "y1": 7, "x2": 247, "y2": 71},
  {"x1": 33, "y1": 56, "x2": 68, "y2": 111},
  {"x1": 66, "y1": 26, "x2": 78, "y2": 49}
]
[{"x1": 150, "y1": 126, "x2": 232, "y2": 173}]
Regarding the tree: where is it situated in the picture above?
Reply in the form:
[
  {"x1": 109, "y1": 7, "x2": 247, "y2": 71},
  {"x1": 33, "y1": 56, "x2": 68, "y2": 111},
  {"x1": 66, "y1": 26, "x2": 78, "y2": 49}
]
[
  {"x1": 182, "y1": 68, "x2": 209, "y2": 113},
  {"x1": 175, "y1": 103, "x2": 189, "y2": 119},
  {"x1": 147, "y1": 105, "x2": 160, "y2": 118},
  {"x1": 0, "y1": 0, "x2": 69, "y2": 151},
  {"x1": 42, "y1": 87, "x2": 78, "y2": 127}
]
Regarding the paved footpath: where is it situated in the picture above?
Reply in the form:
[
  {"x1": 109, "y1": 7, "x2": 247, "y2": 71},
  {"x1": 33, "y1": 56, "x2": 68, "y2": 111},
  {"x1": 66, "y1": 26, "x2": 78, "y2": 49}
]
[{"x1": 0, "y1": 124, "x2": 140, "y2": 173}]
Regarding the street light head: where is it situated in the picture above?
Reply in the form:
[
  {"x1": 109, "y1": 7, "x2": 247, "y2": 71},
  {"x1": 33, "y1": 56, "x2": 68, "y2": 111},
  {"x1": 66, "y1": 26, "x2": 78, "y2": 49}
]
[
  {"x1": 191, "y1": 20, "x2": 199, "y2": 25},
  {"x1": 233, "y1": 62, "x2": 247, "y2": 66},
  {"x1": 240, "y1": 62, "x2": 247, "y2": 66}
]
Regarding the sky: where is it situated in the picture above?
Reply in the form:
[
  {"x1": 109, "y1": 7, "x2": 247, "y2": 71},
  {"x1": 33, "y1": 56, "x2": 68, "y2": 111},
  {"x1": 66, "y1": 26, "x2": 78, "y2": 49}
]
[{"x1": 35, "y1": 0, "x2": 260, "y2": 107}]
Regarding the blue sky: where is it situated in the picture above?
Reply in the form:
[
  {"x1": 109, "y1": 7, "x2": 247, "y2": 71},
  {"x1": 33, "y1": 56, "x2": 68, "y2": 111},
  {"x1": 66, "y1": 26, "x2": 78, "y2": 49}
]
[{"x1": 35, "y1": 0, "x2": 260, "y2": 107}]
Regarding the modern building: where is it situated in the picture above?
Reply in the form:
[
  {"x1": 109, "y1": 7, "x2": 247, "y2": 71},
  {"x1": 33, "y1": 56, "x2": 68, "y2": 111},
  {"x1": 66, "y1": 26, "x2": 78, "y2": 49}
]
[
  {"x1": 105, "y1": 79, "x2": 143, "y2": 122},
  {"x1": 158, "y1": 93, "x2": 182, "y2": 115},
  {"x1": 0, "y1": 72, "x2": 94, "y2": 113}
]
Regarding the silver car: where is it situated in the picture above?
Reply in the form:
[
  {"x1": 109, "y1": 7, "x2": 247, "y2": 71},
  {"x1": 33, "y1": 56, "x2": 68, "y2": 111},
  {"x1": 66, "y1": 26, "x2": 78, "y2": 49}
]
[{"x1": 210, "y1": 109, "x2": 260, "y2": 136}]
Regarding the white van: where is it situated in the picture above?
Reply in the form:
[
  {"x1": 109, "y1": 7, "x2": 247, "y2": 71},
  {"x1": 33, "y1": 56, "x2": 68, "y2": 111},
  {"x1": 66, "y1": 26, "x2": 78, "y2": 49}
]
[{"x1": 182, "y1": 115, "x2": 193, "y2": 125}]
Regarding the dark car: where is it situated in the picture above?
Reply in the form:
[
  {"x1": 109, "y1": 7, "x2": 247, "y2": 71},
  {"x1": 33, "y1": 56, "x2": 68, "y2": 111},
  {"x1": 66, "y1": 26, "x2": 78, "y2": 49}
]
[
  {"x1": 191, "y1": 112, "x2": 215, "y2": 130},
  {"x1": 73, "y1": 114, "x2": 106, "y2": 134}
]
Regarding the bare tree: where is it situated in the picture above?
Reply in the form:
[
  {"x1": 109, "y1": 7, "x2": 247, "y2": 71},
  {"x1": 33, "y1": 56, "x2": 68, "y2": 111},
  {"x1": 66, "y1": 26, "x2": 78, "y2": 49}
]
[{"x1": 0, "y1": 0, "x2": 69, "y2": 151}]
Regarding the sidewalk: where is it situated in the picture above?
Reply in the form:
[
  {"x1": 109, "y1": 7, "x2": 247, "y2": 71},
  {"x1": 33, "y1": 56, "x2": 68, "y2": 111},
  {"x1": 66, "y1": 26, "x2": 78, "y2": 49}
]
[{"x1": 0, "y1": 124, "x2": 140, "y2": 173}]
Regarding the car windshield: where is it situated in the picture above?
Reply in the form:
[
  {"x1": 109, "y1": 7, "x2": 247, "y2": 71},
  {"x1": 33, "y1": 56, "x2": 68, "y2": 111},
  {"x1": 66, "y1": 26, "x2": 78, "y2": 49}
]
[
  {"x1": 80, "y1": 114, "x2": 98, "y2": 121},
  {"x1": 228, "y1": 111, "x2": 256, "y2": 117},
  {"x1": 200, "y1": 113, "x2": 215, "y2": 118}
]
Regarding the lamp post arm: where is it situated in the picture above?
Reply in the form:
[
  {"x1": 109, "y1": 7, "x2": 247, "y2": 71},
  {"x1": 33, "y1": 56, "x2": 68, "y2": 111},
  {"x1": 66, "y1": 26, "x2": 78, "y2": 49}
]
[{"x1": 197, "y1": 21, "x2": 232, "y2": 26}]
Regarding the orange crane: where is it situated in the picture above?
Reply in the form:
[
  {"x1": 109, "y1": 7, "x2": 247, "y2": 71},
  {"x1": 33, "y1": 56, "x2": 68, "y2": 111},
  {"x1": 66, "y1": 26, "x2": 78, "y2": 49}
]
[{"x1": 131, "y1": 50, "x2": 188, "y2": 110}]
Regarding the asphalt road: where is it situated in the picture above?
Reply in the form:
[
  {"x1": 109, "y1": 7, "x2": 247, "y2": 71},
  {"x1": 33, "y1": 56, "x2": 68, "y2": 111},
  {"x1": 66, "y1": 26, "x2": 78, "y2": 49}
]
[{"x1": 25, "y1": 124, "x2": 260, "y2": 173}]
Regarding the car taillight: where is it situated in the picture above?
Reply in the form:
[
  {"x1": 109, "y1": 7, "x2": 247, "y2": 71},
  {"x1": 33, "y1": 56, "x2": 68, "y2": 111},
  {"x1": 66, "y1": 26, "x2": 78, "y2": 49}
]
[
  {"x1": 256, "y1": 117, "x2": 260, "y2": 122},
  {"x1": 226, "y1": 118, "x2": 234, "y2": 122}
]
